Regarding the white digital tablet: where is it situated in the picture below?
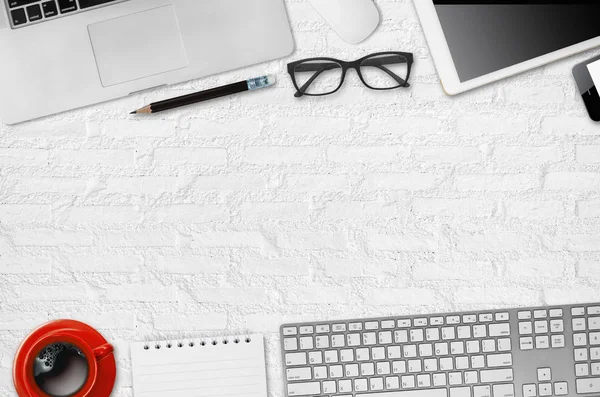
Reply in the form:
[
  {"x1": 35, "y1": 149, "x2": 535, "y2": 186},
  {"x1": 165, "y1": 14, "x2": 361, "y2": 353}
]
[{"x1": 414, "y1": 1, "x2": 600, "y2": 95}]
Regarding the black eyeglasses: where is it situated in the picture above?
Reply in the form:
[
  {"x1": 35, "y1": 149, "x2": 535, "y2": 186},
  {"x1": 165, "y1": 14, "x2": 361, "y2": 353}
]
[{"x1": 287, "y1": 52, "x2": 413, "y2": 97}]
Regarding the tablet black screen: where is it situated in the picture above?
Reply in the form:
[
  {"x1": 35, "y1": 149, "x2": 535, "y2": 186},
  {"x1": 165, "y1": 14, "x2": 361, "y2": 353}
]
[{"x1": 433, "y1": 1, "x2": 600, "y2": 82}]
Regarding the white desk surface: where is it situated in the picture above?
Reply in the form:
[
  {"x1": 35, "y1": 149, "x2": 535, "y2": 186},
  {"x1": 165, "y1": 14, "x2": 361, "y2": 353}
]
[{"x1": 0, "y1": 1, "x2": 600, "y2": 396}]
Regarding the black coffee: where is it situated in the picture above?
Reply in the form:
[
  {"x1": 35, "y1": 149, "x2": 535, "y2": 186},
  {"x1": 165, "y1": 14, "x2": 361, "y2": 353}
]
[{"x1": 34, "y1": 343, "x2": 89, "y2": 397}]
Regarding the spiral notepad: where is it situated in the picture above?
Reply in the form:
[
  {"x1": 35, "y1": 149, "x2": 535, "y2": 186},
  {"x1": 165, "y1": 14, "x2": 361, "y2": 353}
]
[{"x1": 130, "y1": 334, "x2": 268, "y2": 397}]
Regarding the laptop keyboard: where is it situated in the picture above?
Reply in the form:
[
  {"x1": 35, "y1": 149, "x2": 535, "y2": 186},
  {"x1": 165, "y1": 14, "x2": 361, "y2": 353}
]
[{"x1": 6, "y1": 0, "x2": 128, "y2": 28}]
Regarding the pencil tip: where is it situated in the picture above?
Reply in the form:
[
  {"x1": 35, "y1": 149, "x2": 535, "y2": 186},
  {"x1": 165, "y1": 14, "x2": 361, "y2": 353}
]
[{"x1": 130, "y1": 111, "x2": 136, "y2": 115}]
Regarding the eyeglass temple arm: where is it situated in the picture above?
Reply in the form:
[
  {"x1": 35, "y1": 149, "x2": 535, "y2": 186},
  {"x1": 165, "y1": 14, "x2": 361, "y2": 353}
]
[{"x1": 294, "y1": 57, "x2": 409, "y2": 97}]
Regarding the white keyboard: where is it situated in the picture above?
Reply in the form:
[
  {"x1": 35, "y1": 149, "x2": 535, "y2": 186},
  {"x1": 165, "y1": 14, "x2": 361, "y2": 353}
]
[{"x1": 280, "y1": 303, "x2": 600, "y2": 397}]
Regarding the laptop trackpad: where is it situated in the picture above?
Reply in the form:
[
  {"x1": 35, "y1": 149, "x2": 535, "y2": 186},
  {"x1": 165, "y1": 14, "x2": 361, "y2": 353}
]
[{"x1": 88, "y1": 5, "x2": 188, "y2": 87}]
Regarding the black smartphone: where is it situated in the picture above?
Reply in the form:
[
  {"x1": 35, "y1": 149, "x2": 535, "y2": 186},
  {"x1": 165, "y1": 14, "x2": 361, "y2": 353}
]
[{"x1": 573, "y1": 55, "x2": 600, "y2": 122}]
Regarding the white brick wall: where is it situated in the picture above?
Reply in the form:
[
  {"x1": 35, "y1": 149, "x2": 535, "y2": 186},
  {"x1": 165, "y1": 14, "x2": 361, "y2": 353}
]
[{"x1": 1, "y1": 1, "x2": 600, "y2": 396}]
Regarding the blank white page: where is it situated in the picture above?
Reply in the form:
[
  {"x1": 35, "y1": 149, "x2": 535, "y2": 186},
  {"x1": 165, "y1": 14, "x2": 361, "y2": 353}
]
[
  {"x1": 588, "y1": 60, "x2": 600, "y2": 90},
  {"x1": 131, "y1": 334, "x2": 267, "y2": 397}
]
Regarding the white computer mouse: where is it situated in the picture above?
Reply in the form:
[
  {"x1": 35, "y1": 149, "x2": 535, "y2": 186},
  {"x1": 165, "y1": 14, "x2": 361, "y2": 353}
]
[{"x1": 308, "y1": 0, "x2": 380, "y2": 45}]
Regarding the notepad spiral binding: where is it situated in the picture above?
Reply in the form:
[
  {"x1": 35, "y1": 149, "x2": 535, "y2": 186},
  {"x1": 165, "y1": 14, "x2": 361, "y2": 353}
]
[{"x1": 142, "y1": 335, "x2": 253, "y2": 350}]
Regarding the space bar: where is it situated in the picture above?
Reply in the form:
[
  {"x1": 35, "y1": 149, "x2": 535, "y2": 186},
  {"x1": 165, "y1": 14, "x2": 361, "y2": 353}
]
[
  {"x1": 79, "y1": 0, "x2": 116, "y2": 9},
  {"x1": 358, "y1": 389, "x2": 448, "y2": 397}
]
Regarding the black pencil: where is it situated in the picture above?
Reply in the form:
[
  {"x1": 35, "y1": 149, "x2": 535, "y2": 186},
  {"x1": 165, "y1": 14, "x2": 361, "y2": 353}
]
[{"x1": 130, "y1": 75, "x2": 276, "y2": 114}]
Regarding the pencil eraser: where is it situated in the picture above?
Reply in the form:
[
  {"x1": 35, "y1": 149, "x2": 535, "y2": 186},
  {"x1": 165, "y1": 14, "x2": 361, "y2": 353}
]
[{"x1": 266, "y1": 75, "x2": 276, "y2": 86}]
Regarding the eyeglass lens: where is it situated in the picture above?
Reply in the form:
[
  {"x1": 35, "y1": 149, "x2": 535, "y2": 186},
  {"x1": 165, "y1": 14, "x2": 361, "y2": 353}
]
[
  {"x1": 293, "y1": 60, "x2": 344, "y2": 96},
  {"x1": 360, "y1": 53, "x2": 408, "y2": 89}
]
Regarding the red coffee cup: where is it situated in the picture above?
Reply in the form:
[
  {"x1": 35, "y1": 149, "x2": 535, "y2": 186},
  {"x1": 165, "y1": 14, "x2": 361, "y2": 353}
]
[{"x1": 13, "y1": 320, "x2": 116, "y2": 397}]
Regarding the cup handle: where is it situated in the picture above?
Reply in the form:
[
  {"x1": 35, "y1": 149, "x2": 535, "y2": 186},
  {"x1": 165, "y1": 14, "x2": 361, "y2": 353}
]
[{"x1": 92, "y1": 343, "x2": 114, "y2": 362}]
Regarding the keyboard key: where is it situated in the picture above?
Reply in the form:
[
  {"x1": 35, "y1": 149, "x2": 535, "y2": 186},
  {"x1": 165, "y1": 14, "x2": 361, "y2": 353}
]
[
  {"x1": 496, "y1": 312, "x2": 510, "y2": 321},
  {"x1": 498, "y1": 338, "x2": 512, "y2": 352},
  {"x1": 534, "y1": 321, "x2": 548, "y2": 333},
  {"x1": 284, "y1": 338, "x2": 298, "y2": 351},
  {"x1": 592, "y1": 363, "x2": 600, "y2": 376},
  {"x1": 419, "y1": 344, "x2": 433, "y2": 357},
  {"x1": 410, "y1": 329, "x2": 424, "y2": 342},
  {"x1": 398, "y1": 319, "x2": 411, "y2": 328},
  {"x1": 388, "y1": 346, "x2": 402, "y2": 359},
  {"x1": 392, "y1": 361, "x2": 407, "y2": 374},
  {"x1": 299, "y1": 336, "x2": 313, "y2": 350},
  {"x1": 555, "y1": 382, "x2": 568, "y2": 396},
  {"x1": 479, "y1": 313, "x2": 493, "y2": 322},
  {"x1": 426, "y1": 328, "x2": 440, "y2": 341},
  {"x1": 463, "y1": 315, "x2": 476, "y2": 323},
  {"x1": 417, "y1": 374, "x2": 431, "y2": 388},
  {"x1": 309, "y1": 350, "x2": 323, "y2": 364},
  {"x1": 492, "y1": 384, "x2": 515, "y2": 397},
  {"x1": 489, "y1": 323, "x2": 510, "y2": 337},
  {"x1": 355, "y1": 378, "x2": 369, "y2": 392},
  {"x1": 314, "y1": 366, "x2": 327, "y2": 379},
  {"x1": 520, "y1": 337, "x2": 534, "y2": 350},
  {"x1": 316, "y1": 335, "x2": 329, "y2": 348},
  {"x1": 365, "y1": 321, "x2": 379, "y2": 330},
  {"x1": 480, "y1": 368, "x2": 514, "y2": 383},
  {"x1": 457, "y1": 326, "x2": 471, "y2": 339},
  {"x1": 464, "y1": 371, "x2": 478, "y2": 384},
  {"x1": 449, "y1": 372, "x2": 462, "y2": 385},
  {"x1": 539, "y1": 383, "x2": 552, "y2": 397},
  {"x1": 471, "y1": 355, "x2": 485, "y2": 369},
  {"x1": 382, "y1": 320, "x2": 395, "y2": 329},
  {"x1": 356, "y1": 348, "x2": 369, "y2": 361},
  {"x1": 323, "y1": 380, "x2": 337, "y2": 394},
  {"x1": 573, "y1": 318, "x2": 587, "y2": 331},
  {"x1": 450, "y1": 341, "x2": 464, "y2": 355},
  {"x1": 25, "y1": 4, "x2": 42, "y2": 21},
  {"x1": 474, "y1": 386, "x2": 491, "y2": 397},
  {"x1": 402, "y1": 375, "x2": 416, "y2": 388},
  {"x1": 287, "y1": 367, "x2": 312, "y2": 381},
  {"x1": 574, "y1": 333, "x2": 588, "y2": 346},
  {"x1": 435, "y1": 342, "x2": 449, "y2": 356},
  {"x1": 347, "y1": 333, "x2": 360, "y2": 347},
  {"x1": 414, "y1": 318, "x2": 428, "y2": 327},
  {"x1": 550, "y1": 319, "x2": 564, "y2": 333},
  {"x1": 440, "y1": 357, "x2": 453, "y2": 371},
  {"x1": 537, "y1": 368, "x2": 551, "y2": 381},
  {"x1": 535, "y1": 335, "x2": 549, "y2": 349},
  {"x1": 408, "y1": 360, "x2": 422, "y2": 373},
  {"x1": 316, "y1": 324, "x2": 329, "y2": 333},
  {"x1": 451, "y1": 387, "x2": 471, "y2": 397},
  {"x1": 519, "y1": 322, "x2": 533, "y2": 335},
  {"x1": 549, "y1": 308, "x2": 563, "y2": 317},
  {"x1": 403, "y1": 345, "x2": 417, "y2": 358},
  {"x1": 395, "y1": 330, "x2": 408, "y2": 343},
  {"x1": 364, "y1": 332, "x2": 377, "y2": 345},
  {"x1": 466, "y1": 340, "x2": 480, "y2": 354},
  {"x1": 424, "y1": 358, "x2": 438, "y2": 372},
  {"x1": 42, "y1": 1, "x2": 57, "y2": 17},
  {"x1": 331, "y1": 334, "x2": 345, "y2": 347},
  {"x1": 589, "y1": 317, "x2": 600, "y2": 330},
  {"x1": 377, "y1": 361, "x2": 391, "y2": 375},
  {"x1": 372, "y1": 347, "x2": 386, "y2": 360},
  {"x1": 371, "y1": 377, "x2": 384, "y2": 391},
  {"x1": 591, "y1": 347, "x2": 600, "y2": 360},
  {"x1": 551, "y1": 335, "x2": 565, "y2": 348},
  {"x1": 572, "y1": 307, "x2": 586, "y2": 316},
  {"x1": 473, "y1": 325, "x2": 486, "y2": 338},
  {"x1": 575, "y1": 348, "x2": 588, "y2": 361},
  {"x1": 576, "y1": 363, "x2": 590, "y2": 377},
  {"x1": 287, "y1": 382, "x2": 320, "y2": 396},
  {"x1": 577, "y1": 378, "x2": 600, "y2": 394},
  {"x1": 324, "y1": 350, "x2": 338, "y2": 363},
  {"x1": 442, "y1": 327, "x2": 456, "y2": 340},
  {"x1": 534, "y1": 310, "x2": 547, "y2": 319},
  {"x1": 299, "y1": 326, "x2": 313, "y2": 334},
  {"x1": 356, "y1": 390, "x2": 448, "y2": 397},
  {"x1": 283, "y1": 327, "x2": 297, "y2": 336},
  {"x1": 57, "y1": 0, "x2": 77, "y2": 13},
  {"x1": 523, "y1": 384, "x2": 536, "y2": 397},
  {"x1": 346, "y1": 363, "x2": 359, "y2": 377},
  {"x1": 10, "y1": 8, "x2": 27, "y2": 25},
  {"x1": 379, "y1": 331, "x2": 392, "y2": 345},
  {"x1": 455, "y1": 356, "x2": 469, "y2": 370},
  {"x1": 433, "y1": 373, "x2": 447, "y2": 387},
  {"x1": 333, "y1": 323, "x2": 346, "y2": 332},
  {"x1": 487, "y1": 353, "x2": 513, "y2": 367},
  {"x1": 349, "y1": 322, "x2": 363, "y2": 331},
  {"x1": 78, "y1": 0, "x2": 116, "y2": 9},
  {"x1": 447, "y1": 316, "x2": 460, "y2": 325},
  {"x1": 518, "y1": 311, "x2": 532, "y2": 320},
  {"x1": 482, "y1": 339, "x2": 496, "y2": 353},
  {"x1": 431, "y1": 317, "x2": 444, "y2": 326},
  {"x1": 285, "y1": 352, "x2": 306, "y2": 366},
  {"x1": 339, "y1": 379, "x2": 353, "y2": 393},
  {"x1": 386, "y1": 376, "x2": 400, "y2": 390},
  {"x1": 589, "y1": 306, "x2": 600, "y2": 315},
  {"x1": 590, "y1": 332, "x2": 600, "y2": 345}
]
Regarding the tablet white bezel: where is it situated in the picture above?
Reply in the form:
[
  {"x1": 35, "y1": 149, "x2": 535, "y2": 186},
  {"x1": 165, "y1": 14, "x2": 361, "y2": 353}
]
[{"x1": 413, "y1": 0, "x2": 600, "y2": 95}]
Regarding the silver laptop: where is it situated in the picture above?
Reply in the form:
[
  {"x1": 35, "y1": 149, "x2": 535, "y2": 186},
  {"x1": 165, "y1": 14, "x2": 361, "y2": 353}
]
[{"x1": 0, "y1": 0, "x2": 294, "y2": 124}]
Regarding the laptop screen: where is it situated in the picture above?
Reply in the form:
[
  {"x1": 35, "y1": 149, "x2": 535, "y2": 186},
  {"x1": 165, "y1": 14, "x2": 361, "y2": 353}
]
[{"x1": 433, "y1": 1, "x2": 600, "y2": 82}]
